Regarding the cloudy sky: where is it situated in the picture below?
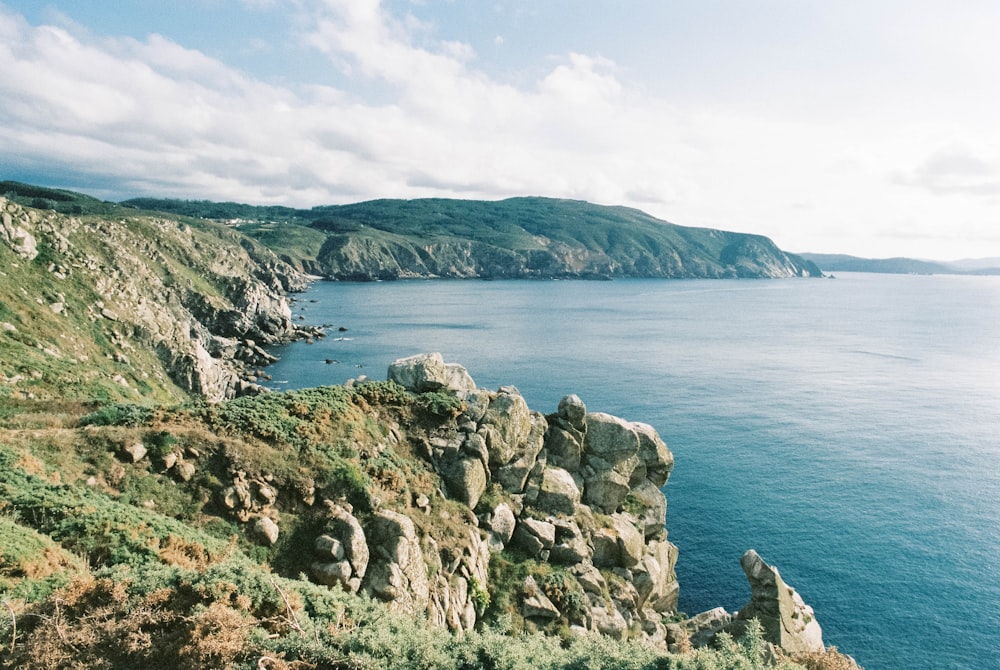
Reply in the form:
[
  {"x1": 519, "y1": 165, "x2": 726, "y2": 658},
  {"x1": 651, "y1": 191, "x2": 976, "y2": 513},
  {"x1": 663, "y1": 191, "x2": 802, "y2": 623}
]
[{"x1": 2, "y1": 1, "x2": 1000, "y2": 259}]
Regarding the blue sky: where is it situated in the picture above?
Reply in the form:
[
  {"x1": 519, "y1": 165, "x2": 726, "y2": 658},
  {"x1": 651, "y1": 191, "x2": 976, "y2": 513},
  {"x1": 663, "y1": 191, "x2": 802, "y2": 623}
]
[{"x1": 2, "y1": 1, "x2": 1000, "y2": 259}]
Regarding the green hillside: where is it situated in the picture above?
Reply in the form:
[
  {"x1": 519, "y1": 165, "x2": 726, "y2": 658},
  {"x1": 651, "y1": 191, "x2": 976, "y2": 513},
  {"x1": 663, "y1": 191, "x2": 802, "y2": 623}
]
[{"x1": 125, "y1": 196, "x2": 822, "y2": 280}]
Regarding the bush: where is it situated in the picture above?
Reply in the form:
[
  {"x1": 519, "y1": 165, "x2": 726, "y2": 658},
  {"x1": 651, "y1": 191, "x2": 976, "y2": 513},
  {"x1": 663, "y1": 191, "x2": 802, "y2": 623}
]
[{"x1": 79, "y1": 403, "x2": 154, "y2": 427}]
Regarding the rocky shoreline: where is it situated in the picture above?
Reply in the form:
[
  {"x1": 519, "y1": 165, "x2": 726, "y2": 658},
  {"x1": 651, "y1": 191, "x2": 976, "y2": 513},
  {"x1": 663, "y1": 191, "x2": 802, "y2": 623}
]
[{"x1": 252, "y1": 351, "x2": 835, "y2": 656}]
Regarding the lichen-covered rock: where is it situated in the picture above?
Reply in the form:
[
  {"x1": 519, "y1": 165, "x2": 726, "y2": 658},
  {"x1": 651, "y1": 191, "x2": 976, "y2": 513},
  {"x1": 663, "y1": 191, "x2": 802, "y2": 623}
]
[
  {"x1": 544, "y1": 424, "x2": 583, "y2": 471},
  {"x1": 387, "y1": 352, "x2": 476, "y2": 392},
  {"x1": 633, "y1": 421, "x2": 674, "y2": 488},
  {"x1": 557, "y1": 394, "x2": 587, "y2": 431},
  {"x1": 489, "y1": 503, "x2": 516, "y2": 545},
  {"x1": 534, "y1": 466, "x2": 581, "y2": 515},
  {"x1": 315, "y1": 503, "x2": 368, "y2": 592},
  {"x1": 513, "y1": 517, "x2": 556, "y2": 558},
  {"x1": 442, "y1": 456, "x2": 488, "y2": 509},
  {"x1": 628, "y1": 479, "x2": 668, "y2": 539},
  {"x1": 735, "y1": 549, "x2": 824, "y2": 653},
  {"x1": 494, "y1": 411, "x2": 547, "y2": 493},
  {"x1": 364, "y1": 510, "x2": 430, "y2": 616},
  {"x1": 591, "y1": 604, "x2": 628, "y2": 640},
  {"x1": 522, "y1": 576, "x2": 561, "y2": 620},
  {"x1": 123, "y1": 442, "x2": 147, "y2": 463},
  {"x1": 482, "y1": 387, "x2": 534, "y2": 469}
]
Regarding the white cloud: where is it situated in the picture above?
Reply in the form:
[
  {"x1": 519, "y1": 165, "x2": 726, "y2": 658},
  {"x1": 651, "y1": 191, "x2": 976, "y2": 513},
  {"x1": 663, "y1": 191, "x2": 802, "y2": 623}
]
[{"x1": 3, "y1": 0, "x2": 1000, "y2": 259}]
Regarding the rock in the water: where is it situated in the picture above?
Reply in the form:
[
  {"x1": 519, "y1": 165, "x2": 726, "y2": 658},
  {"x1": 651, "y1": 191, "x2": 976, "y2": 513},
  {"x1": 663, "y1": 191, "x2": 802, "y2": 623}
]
[{"x1": 735, "y1": 549, "x2": 824, "y2": 653}]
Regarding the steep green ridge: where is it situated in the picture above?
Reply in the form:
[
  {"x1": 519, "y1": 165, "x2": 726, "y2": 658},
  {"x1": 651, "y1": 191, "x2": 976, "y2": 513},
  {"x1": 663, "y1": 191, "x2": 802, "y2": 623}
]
[{"x1": 123, "y1": 195, "x2": 823, "y2": 280}]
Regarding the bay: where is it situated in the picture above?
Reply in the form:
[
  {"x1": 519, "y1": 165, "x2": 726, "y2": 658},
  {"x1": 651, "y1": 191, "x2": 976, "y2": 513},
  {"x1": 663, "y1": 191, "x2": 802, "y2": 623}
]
[{"x1": 265, "y1": 273, "x2": 1000, "y2": 670}]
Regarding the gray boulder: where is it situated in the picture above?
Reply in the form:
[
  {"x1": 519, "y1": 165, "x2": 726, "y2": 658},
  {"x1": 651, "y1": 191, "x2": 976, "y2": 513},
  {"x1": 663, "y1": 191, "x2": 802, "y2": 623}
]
[
  {"x1": 544, "y1": 424, "x2": 583, "y2": 471},
  {"x1": 253, "y1": 516, "x2": 280, "y2": 546},
  {"x1": 364, "y1": 510, "x2": 431, "y2": 615},
  {"x1": 557, "y1": 394, "x2": 587, "y2": 431},
  {"x1": 482, "y1": 387, "x2": 535, "y2": 469},
  {"x1": 489, "y1": 502, "x2": 517, "y2": 546},
  {"x1": 442, "y1": 456, "x2": 488, "y2": 509},
  {"x1": 534, "y1": 466, "x2": 582, "y2": 516},
  {"x1": 633, "y1": 421, "x2": 674, "y2": 487},
  {"x1": 388, "y1": 352, "x2": 476, "y2": 392}
]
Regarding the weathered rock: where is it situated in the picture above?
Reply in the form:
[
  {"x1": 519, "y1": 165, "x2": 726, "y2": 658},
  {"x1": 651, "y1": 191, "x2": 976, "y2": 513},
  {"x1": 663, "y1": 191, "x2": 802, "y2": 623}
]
[
  {"x1": 494, "y1": 411, "x2": 547, "y2": 493},
  {"x1": 442, "y1": 456, "x2": 488, "y2": 509},
  {"x1": 482, "y1": 387, "x2": 535, "y2": 469},
  {"x1": 457, "y1": 388, "x2": 492, "y2": 423},
  {"x1": 582, "y1": 466, "x2": 631, "y2": 514},
  {"x1": 174, "y1": 460, "x2": 196, "y2": 482},
  {"x1": 735, "y1": 550, "x2": 824, "y2": 653},
  {"x1": 628, "y1": 479, "x2": 668, "y2": 539},
  {"x1": 513, "y1": 517, "x2": 556, "y2": 557},
  {"x1": 522, "y1": 576, "x2": 561, "y2": 620},
  {"x1": 314, "y1": 534, "x2": 346, "y2": 561},
  {"x1": 364, "y1": 510, "x2": 430, "y2": 616},
  {"x1": 544, "y1": 424, "x2": 583, "y2": 471},
  {"x1": 573, "y1": 563, "x2": 607, "y2": 595},
  {"x1": 683, "y1": 607, "x2": 734, "y2": 649},
  {"x1": 325, "y1": 504, "x2": 369, "y2": 588},
  {"x1": 253, "y1": 516, "x2": 280, "y2": 546},
  {"x1": 591, "y1": 604, "x2": 628, "y2": 640},
  {"x1": 635, "y1": 539, "x2": 680, "y2": 613},
  {"x1": 123, "y1": 442, "x2": 147, "y2": 463},
  {"x1": 0, "y1": 205, "x2": 38, "y2": 260},
  {"x1": 388, "y1": 352, "x2": 476, "y2": 392},
  {"x1": 550, "y1": 518, "x2": 591, "y2": 565},
  {"x1": 311, "y1": 560, "x2": 352, "y2": 588},
  {"x1": 489, "y1": 503, "x2": 517, "y2": 545},
  {"x1": 534, "y1": 466, "x2": 582, "y2": 516},
  {"x1": 557, "y1": 394, "x2": 587, "y2": 431},
  {"x1": 633, "y1": 421, "x2": 674, "y2": 487},
  {"x1": 584, "y1": 412, "x2": 640, "y2": 469}
]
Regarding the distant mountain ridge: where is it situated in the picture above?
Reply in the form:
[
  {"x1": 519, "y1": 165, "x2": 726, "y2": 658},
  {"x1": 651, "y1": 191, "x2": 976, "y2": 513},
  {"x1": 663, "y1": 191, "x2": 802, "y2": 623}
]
[
  {"x1": 121, "y1": 195, "x2": 822, "y2": 280},
  {"x1": 798, "y1": 252, "x2": 1000, "y2": 276}
]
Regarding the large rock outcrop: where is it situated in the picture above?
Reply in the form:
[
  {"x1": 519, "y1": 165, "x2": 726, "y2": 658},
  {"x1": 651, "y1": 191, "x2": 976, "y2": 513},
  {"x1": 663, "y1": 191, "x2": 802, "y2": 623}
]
[
  {"x1": 350, "y1": 354, "x2": 680, "y2": 638},
  {"x1": 734, "y1": 549, "x2": 825, "y2": 653}
]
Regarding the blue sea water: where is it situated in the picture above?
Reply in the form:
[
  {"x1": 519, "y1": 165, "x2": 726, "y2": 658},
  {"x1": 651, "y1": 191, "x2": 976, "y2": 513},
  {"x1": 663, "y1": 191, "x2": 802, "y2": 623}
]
[{"x1": 264, "y1": 273, "x2": 1000, "y2": 670}]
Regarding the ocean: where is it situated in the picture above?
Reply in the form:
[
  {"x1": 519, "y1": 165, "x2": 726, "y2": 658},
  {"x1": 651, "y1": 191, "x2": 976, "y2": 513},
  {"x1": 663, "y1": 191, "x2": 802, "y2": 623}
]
[{"x1": 263, "y1": 273, "x2": 1000, "y2": 670}]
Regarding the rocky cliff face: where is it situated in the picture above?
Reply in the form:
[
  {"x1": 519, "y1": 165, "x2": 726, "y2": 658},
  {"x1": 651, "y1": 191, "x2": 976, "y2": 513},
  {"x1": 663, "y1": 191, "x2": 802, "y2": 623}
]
[
  {"x1": 202, "y1": 352, "x2": 831, "y2": 654},
  {"x1": 0, "y1": 198, "x2": 313, "y2": 402},
  {"x1": 217, "y1": 196, "x2": 823, "y2": 281}
]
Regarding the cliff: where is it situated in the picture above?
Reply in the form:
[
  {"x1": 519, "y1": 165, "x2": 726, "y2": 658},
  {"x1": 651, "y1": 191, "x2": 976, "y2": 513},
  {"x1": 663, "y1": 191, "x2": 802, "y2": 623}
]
[
  {"x1": 0, "y1": 197, "x2": 315, "y2": 403},
  {"x1": 124, "y1": 195, "x2": 823, "y2": 280}
]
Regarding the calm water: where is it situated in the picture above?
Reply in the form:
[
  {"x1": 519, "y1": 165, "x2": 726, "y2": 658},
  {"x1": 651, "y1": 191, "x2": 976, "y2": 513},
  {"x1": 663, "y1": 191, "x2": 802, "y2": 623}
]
[{"x1": 265, "y1": 274, "x2": 1000, "y2": 670}]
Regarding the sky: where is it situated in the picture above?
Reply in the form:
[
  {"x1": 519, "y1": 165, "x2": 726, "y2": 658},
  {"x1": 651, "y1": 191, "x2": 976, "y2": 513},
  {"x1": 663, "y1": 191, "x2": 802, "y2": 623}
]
[{"x1": 2, "y1": 1, "x2": 1000, "y2": 260}]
